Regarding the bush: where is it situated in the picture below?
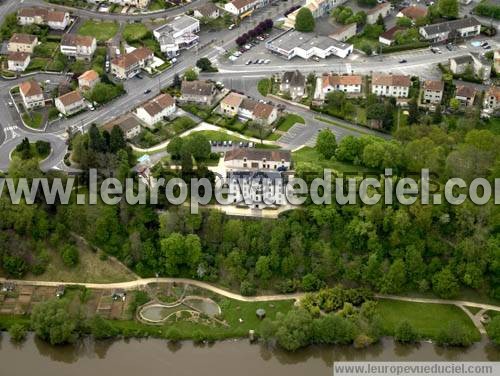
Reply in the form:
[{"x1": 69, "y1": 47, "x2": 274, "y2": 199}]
[
  {"x1": 394, "y1": 320, "x2": 419, "y2": 343},
  {"x1": 436, "y1": 321, "x2": 473, "y2": 347},
  {"x1": 9, "y1": 324, "x2": 27, "y2": 342},
  {"x1": 295, "y1": 8, "x2": 315, "y2": 32},
  {"x1": 90, "y1": 315, "x2": 118, "y2": 339},
  {"x1": 31, "y1": 299, "x2": 78, "y2": 345},
  {"x1": 61, "y1": 244, "x2": 79, "y2": 267},
  {"x1": 487, "y1": 316, "x2": 500, "y2": 345},
  {"x1": 381, "y1": 41, "x2": 430, "y2": 54}
]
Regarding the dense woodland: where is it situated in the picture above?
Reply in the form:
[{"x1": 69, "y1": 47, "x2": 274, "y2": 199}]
[{"x1": 0, "y1": 111, "x2": 499, "y2": 304}]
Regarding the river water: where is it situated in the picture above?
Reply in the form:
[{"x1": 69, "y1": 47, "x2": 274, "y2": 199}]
[{"x1": 1, "y1": 335, "x2": 499, "y2": 376}]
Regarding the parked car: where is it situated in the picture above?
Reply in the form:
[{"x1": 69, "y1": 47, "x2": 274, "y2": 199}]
[
  {"x1": 399, "y1": 59, "x2": 407, "y2": 63},
  {"x1": 228, "y1": 24, "x2": 236, "y2": 30},
  {"x1": 246, "y1": 60, "x2": 252, "y2": 65},
  {"x1": 144, "y1": 89, "x2": 151, "y2": 94},
  {"x1": 264, "y1": 59, "x2": 270, "y2": 64},
  {"x1": 446, "y1": 43, "x2": 453, "y2": 51}
]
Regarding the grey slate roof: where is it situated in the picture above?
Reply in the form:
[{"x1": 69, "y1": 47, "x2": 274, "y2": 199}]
[{"x1": 421, "y1": 17, "x2": 481, "y2": 36}]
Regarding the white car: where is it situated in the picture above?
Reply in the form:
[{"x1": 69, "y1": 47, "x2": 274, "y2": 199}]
[
  {"x1": 228, "y1": 55, "x2": 238, "y2": 61},
  {"x1": 264, "y1": 59, "x2": 270, "y2": 64}
]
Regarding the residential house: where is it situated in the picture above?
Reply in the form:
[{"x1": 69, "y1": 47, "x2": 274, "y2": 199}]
[
  {"x1": 78, "y1": 70, "x2": 100, "y2": 91},
  {"x1": 483, "y1": 86, "x2": 500, "y2": 110},
  {"x1": 455, "y1": 85, "x2": 477, "y2": 107},
  {"x1": 17, "y1": 7, "x2": 70, "y2": 30},
  {"x1": 266, "y1": 29, "x2": 353, "y2": 60},
  {"x1": 180, "y1": 80, "x2": 216, "y2": 106},
  {"x1": 280, "y1": 70, "x2": 306, "y2": 100},
  {"x1": 314, "y1": 74, "x2": 363, "y2": 101},
  {"x1": 419, "y1": 17, "x2": 481, "y2": 42},
  {"x1": 220, "y1": 92, "x2": 245, "y2": 117},
  {"x1": 366, "y1": 2, "x2": 391, "y2": 24},
  {"x1": 494, "y1": 50, "x2": 500, "y2": 73},
  {"x1": 55, "y1": 90, "x2": 86, "y2": 116},
  {"x1": 224, "y1": 0, "x2": 261, "y2": 17},
  {"x1": 224, "y1": 148, "x2": 292, "y2": 170},
  {"x1": 220, "y1": 92, "x2": 278, "y2": 125},
  {"x1": 193, "y1": 3, "x2": 220, "y2": 19},
  {"x1": 329, "y1": 23, "x2": 357, "y2": 42},
  {"x1": 60, "y1": 34, "x2": 97, "y2": 61},
  {"x1": 105, "y1": 0, "x2": 150, "y2": 9},
  {"x1": 111, "y1": 47, "x2": 154, "y2": 79},
  {"x1": 422, "y1": 80, "x2": 444, "y2": 104},
  {"x1": 19, "y1": 80, "x2": 44, "y2": 109},
  {"x1": 450, "y1": 53, "x2": 491, "y2": 81},
  {"x1": 153, "y1": 15, "x2": 200, "y2": 57},
  {"x1": 7, "y1": 33, "x2": 38, "y2": 53},
  {"x1": 225, "y1": 170, "x2": 289, "y2": 208},
  {"x1": 7, "y1": 52, "x2": 31, "y2": 72},
  {"x1": 285, "y1": 0, "x2": 348, "y2": 28},
  {"x1": 371, "y1": 74, "x2": 411, "y2": 98},
  {"x1": 397, "y1": 5, "x2": 427, "y2": 23},
  {"x1": 379, "y1": 26, "x2": 405, "y2": 46},
  {"x1": 135, "y1": 93, "x2": 176, "y2": 127},
  {"x1": 104, "y1": 114, "x2": 142, "y2": 139}
]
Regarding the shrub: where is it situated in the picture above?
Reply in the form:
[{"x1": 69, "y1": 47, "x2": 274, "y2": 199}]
[
  {"x1": 394, "y1": 320, "x2": 419, "y2": 343},
  {"x1": 9, "y1": 324, "x2": 27, "y2": 342}
]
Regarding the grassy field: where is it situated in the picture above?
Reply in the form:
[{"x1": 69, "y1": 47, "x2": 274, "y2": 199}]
[
  {"x1": 22, "y1": 112, "x2": 44, "y2": 129},
  {"x1": 276, "y1": 114, "x2": 305, "y2": 132},
  {"x1": 25, "y1": 239, "x2": 137, "y2": 283},
  {"x1": 78, "y1": 20, "x2": 119, "y2": 42},
  {"x1": 377, "y1": 299, "x2": 481, "y2": 341},
  {"x1": 123, "y1": 23, "x2": 150, "y2": 42},
  {"x1": 107, "y1": 298, "x2": 294, "y2": 340},
  {"x1": 465, "y1": 306, "x2": 482, "y2": 315},
  {"x1": 292, "y1": 146, "x2": 376, "y2": 174},
  {"x1": 487, "y1": 117, "x2": 500, "y2": 135},
  {"x1": 257, "y1": 78, "x2": 271, "y2": 96}
]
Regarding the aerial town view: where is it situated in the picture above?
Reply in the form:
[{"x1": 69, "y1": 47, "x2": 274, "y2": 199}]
[{"x1": 0, "y1": 0, "x2": 499, "y2": 374}]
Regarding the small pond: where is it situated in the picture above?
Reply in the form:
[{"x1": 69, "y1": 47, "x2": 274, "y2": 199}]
[
  {"x1": 139, "y1": 297, "x2": 221, "y2": 323},
  {"x1": 183, "y1": 297, "x2": 221, "y2": 317}
]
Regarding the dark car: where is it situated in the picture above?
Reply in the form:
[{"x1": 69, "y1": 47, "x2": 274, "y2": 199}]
[
  {"x1": 144, "y1": 89, "x2": 151, "y2": 94},
  {"x1": 399, "y1": 59, "x2": 407, "y2": 63}
]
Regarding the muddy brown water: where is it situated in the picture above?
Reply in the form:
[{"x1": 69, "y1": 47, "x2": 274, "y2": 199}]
[{"x1": 0, "y1": 335, "x2": 499, "y2": 376}]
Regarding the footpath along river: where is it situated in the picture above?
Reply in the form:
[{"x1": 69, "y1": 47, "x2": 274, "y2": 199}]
[{"x1": 0, "y1": 334, "x2": 500, "y2": 375}]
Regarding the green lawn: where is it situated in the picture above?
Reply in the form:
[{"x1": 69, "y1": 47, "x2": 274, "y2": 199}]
[
  {"x1": 377, "y1": 299, "x2": 481, "y2": 341},
  {"x1": 315, "y1": 116, "x2": 373, "y2": 135},
  {"x1": 148, "y1": 0, "x2": 171, "y2": 11},
  {"x1": 186, "y1": 130, "x2": 246, "y2": 142},
  {"x1": 276, "y1": 114, "x2": 305, "y2": 132},
  {"x1": 487, "y1": 117, "x2": 500, "y2": 135},
  {"x1": 464, "y1": 306, "x2": 482, "y2": 315},
  {"x1": 292, "y1": 146, "x2": 376, "y2": 174},
  {"x1": 78, "y1": 20, "x2": 119, "y2": 42},
  {"x1": 257, "y1": 78, "x2": 271, "y2": 96},
  {"x1": 26, "y1": 57, "x2": 48, "y2": 72},
  {"x1": 107, "y1": 298, "x2": 294, "y2": 340},
  {"x1": 123, "y1": 23, "x2": 150, "y2": 42},
  {"x1": 22, "y1": 112, "x2": 44, "y2": 129},
  {"x1": 33, "y1": 42, "x2": 58, "y2": 58}
]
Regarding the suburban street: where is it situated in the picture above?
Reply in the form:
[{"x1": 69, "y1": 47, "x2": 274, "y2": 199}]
[{"x1": 0, "y1": 0, "x2": 498, "y2": 171}]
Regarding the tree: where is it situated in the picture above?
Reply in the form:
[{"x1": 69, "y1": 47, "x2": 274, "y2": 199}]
[
  {"x1": 110, "y1": 125, "x2": 126, "y2": 153},
  {"x1": 35, "y1": 140, "x2": 50, "y2": 158},
  {"x1": 449, "y1": 97, "x2": 460, "y2": 111},
  {"x1": 167, "y1": 136, "x2": 184, "y2": 159},
  {"x1": 196, "y1": 57, "x2": 216, "y2": 72},
  {"x1": 336, "y1": 135, "x2": 364, "y2": 162},
  {"x1": 394, "y1": 320, "x2": 418, "y2": 343},
  {"x1": 312, "y1": 314, "x2": 355, "y2": 345},
  {"x1": 15, "y1": 137, "x2": 32, "y2": 160},
  {"x1": 357, "y1": 0, "x2": 377, "y2": 6},
  {"x1": 90, "y1": 83, "x2": 123, "y2": 104},
  {"x1": 396, "y1": 16, "x2": 413, "y2": 28},
  {"x1": 186, "y1": 133, "x2": 211, "y2": 161},
  {"x1": 259, "y1": 318, "x2": 277, "y2": 343},
  {"x1": 184, "y1": 68, "x2": 198, "y2": 81},
  {"x1": 487, "y1": 316, "x2": 500, "y2": 346},
  {"x1": 438, "y1": 0, "x2": 459, "y2": 18},
  {"x1": 316, "y1": 129, "x2": 337, "y2": 159},
  {"x1": 432, "y1": 268, "x2": 460, "y2": 298},
  {"x1": 31, "y1": 299, "x2": 78, "y2": 345},
  {"x1": 381, "y1": 259, "x2": 407, "y2": 294},
  {"x1": 376, "y1": 13, "x2": 386, "y2": 30},
  {"x1": 432, "y1": 104, "x2": 443, "y2": 124},
  {"x1": 407, "y1": 98, "x2": 419, "y2": 125},
  {"x1": 295, "y1": 7, "x2": 315, "y2": 32},
  {"x1": 88, "y1": 124, "x2": 107, "y2": 153},
  {"x1": 275, "y1": 309, "x2": 314, "y2": 351},
  {"x1": 173, "y1": 73, "x2": 182, "y2": 88}
]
